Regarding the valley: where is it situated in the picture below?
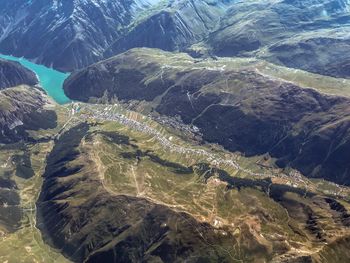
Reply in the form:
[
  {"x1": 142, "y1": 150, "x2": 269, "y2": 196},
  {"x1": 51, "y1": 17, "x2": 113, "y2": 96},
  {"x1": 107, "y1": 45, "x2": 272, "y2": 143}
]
[
  {"x1": 0, "y1": 47, "x2": 348, "y2": 263},
  {"x1": 1, "y1": 0, "x2": 350, "y2": 78},
  {"x1": 0, "y1": 100, "x2": 70, "y2": 262},
  {"x1": 41, "y1": 102, "x2": 350, "y2": 262},
  {"x1": 64, "y1": 48, "x2": 350, "y2": 186},
  {"x1": 1, "y1": 0, "x2": 350, "y2": 262},
  {"x1": 2, "y1": 93, "x2": 350, "y2": 262},
  {"x1": 68, "y1": 102, "x2": 350, "y2": 199}
]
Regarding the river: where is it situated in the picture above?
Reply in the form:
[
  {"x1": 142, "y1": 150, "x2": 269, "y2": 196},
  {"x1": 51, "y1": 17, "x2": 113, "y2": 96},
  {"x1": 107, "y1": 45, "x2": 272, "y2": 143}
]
[{"x1": 0, "y1": 54, "x2": 71, "y2": 104}]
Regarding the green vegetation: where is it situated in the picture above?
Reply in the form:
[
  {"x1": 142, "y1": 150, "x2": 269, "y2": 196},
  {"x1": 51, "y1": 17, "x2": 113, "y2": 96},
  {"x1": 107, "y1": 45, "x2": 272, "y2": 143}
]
[
  {"x1": 1, "y1": 95, "x2": 350, "y2": 262},
  {"x1": 75, "y1": 104, "x2": 350, "y2": 261},
  {"x1": 0, "y1": 103, "x2": 71, "y2": 263}
]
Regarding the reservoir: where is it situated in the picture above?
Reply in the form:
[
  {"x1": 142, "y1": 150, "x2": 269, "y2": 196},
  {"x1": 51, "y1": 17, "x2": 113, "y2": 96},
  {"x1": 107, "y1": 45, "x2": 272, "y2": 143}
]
[{"x1": 0, "y1": 54, "x2": 71, "y2": 104}]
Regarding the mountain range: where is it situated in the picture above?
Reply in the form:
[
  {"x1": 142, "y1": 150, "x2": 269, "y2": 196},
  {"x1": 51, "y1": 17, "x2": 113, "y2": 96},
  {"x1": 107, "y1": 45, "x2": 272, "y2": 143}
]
[
  {"x1": 0, "y1": 0, "x2": 349, "y2": 77},
  {"x1": 1, "y1": 1, "x2": 350, "y2": 263},
  {"x1": 64, "y1": 48, "x2": 350, "y2": 186}
]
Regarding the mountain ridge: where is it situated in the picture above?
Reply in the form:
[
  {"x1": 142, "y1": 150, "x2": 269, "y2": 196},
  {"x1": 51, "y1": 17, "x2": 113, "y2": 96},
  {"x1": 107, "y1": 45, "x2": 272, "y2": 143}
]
[
  {"x1": 64, "y1": 48, "x2": 350, "y2": 186},
  {"x1": 2, "y1": 0, "x2": 350, "y2": 78},
  {"x1": 0, "y1": 58, "x2": 38, "y2": 89}
]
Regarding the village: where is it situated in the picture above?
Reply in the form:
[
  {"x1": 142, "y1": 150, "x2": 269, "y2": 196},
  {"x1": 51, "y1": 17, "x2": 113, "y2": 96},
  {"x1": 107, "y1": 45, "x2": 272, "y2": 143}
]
[{"x1": 66, "y1": 102, "x2": 348, "y2": 199}]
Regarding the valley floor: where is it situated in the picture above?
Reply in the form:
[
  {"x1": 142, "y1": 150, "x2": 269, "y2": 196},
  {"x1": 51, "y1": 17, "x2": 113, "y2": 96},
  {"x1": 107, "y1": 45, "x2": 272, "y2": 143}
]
[{"x1": 1, "y1": 102, "x2": 350, "y2": 262}]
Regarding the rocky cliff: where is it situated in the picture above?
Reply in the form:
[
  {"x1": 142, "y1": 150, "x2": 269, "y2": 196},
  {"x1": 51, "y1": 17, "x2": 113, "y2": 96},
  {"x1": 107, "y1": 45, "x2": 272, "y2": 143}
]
[{"x1": 104, "y1": 0, "x2": 233, "y2": 57}]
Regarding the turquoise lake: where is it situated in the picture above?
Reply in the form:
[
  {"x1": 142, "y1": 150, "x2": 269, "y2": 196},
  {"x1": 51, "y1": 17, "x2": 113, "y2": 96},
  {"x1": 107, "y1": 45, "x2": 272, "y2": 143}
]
[{"x1": 0, "y1": 54, "x2": 71, "y2": 104}]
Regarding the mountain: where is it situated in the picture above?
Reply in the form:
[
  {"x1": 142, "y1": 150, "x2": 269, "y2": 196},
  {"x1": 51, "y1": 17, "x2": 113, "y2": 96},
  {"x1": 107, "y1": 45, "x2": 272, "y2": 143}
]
[
  {"x1": 0, "y1": 59, "x2": 61, "y2": 144},
  {"x1": 2, "y1": 0, "x2": 350, "y2": 78},
  {"x1": 36, "y1": 122, "x2": 238, "y2": 263},
  {"x1": 2, "y1": 1, "x2": 350, "y2": 262},
  {"x1": 0, "y1": 0, "x2": 236, "y2": 71},
  {"x1": 103, "y1": 0, "x2": 235, "y2": 57},
  {"x1": 0, "y1": 84, "x2": 57, "y2": 238},
  {"x1": 64, "y1": 48, "x2": 350, "y2": 186},
  {"x1": 0, "y1": 58, "x2": 38, "y2": 89},
  {"x1": 0, "y1": 86, "x2": 348, "y2": 262},
  {"x1": 34, "y1": 103, "x2": 350, "y2": 263},
  {"x1": 0, "y1": 0, "x2": 162, "y2": 72},
  {"x1": 206, "y1": 0, "x2": 350, "y2": 78},
  {"x1": 0, "y1": 85, "x2": 57, "y2": 143}
]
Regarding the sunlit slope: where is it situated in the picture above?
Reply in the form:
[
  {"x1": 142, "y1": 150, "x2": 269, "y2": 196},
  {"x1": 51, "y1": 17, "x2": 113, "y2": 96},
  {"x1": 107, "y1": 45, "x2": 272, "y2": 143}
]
[
  {"x1": 0, "y1": 87, "x2": 349, "y2": 262},
  {"x1": 64, "y1": 48, "x2": 350, "y2": 186},
  {"x1": 36, "y1": 103, "x2": 350, "y2": 263},
  {"x1": 0, "y1": 86, "x2": 71, "y2": 263}
]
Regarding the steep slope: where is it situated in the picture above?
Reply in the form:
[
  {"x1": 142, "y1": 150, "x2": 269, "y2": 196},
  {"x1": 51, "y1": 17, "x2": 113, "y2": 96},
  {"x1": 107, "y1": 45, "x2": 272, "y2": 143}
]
[
  {"x1": 207, "y1": 0, "x2": 350, "y2": 78},
  {"x1": 0, "y1": 86, "x2": 57, "y2": 143},
  {"x1": 0, "y1": 0, "x2": 162, "y2": 71},
  {"x1": 35, "y1": 103, "x2": 350, "y2": 263},
  {"x1": 36, "y1": 123, "x2": 241, "y2": 263},
  {"x1": 0, "y1": 86, "x2": 348, "y2": 262},
  {"x1": 2, "y1": 0, "x2": 350, "y2": 77},
  {"x1": 0, "y1": 86, "x2": 74, "y2": 262},
  {"x1": 104, "y1": 0, "x2": 234, "y2": 57},
  {"x1": 0, "y1": 0, "x2": 235, "y2": 71},
  {"x1": 0, "y1": 84, "x2": 60, "y2": 253},
  {"x1": 64, "y1": 48, "x2": 350, "y2": 185},
  {"x1": 0, "y1": 59, "x2": 38, "y2": 89}
]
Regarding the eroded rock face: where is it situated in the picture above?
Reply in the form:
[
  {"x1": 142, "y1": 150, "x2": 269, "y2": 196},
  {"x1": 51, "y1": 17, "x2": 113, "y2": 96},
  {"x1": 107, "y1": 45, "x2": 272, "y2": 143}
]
[
  {"x1": 64, "y1": 49, "x2": 350, "y2": 185},
  {"x1": 0, "y1": 0, "x2": 237, "y2": 71},
  {"x1": 0, "y1": 59, "x2": 38, "y2": 89},
  {"x1": 2, "y1": 0, "x2": 350, "y2": 77},
  {"x1": 0, "y1": 0, "x2": 162, "y2": 71}
]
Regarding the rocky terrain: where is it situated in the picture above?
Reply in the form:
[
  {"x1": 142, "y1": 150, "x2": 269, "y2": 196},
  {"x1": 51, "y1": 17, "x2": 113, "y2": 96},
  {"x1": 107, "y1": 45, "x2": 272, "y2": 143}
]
[
  {"x1": 64, "y1": 48, "x2": 350, "y2": 186},
  {"x1": 2, "y1": 1, "x2": 350, "y2": 262},
  {"x1": 0, "y1": 0, "x2": 163, "y2": 71},
  {"x1": 211, "y1": 0, "x2": 350, "y2": 78},
  {"x1": 1, "y1": 0, "x2": 350, "y2": 77},
  {"x1": 0, "y1": 86, "x2": 57, "y2": 143},
  {"x1": 103, "y1": 0, "x2": 234, "y2": 57},
  {"x1": 0, "y1": 0, "x2": 238, "y2": 71},
  {"x1": 0, "y1": 59, "x2": 38, "y2": 89}
]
